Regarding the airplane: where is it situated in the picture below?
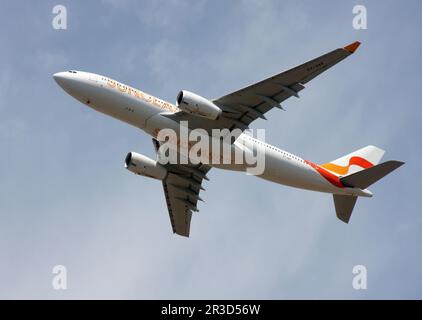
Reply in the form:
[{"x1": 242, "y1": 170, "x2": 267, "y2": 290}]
[{"x1": 53, "y1": 41, "x2": 404, "y2": 237}]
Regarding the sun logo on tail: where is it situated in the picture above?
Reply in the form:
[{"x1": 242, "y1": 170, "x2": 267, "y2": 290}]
[{"x1": 320, "y1": 156, "x2": 374, "y2": 176}]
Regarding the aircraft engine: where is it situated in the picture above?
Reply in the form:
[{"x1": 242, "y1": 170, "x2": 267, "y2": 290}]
[
  {"x1": 124, "y1": 152, "x2": 167, "y2": 180},
  {"x1": 176, "y1": 90, "x2": 222, "y2": 120}
]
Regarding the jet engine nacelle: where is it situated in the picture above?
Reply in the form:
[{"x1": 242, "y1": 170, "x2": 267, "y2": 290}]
[
  {"x1": 124, "y1": 152, "x2": 167, "y2": 180},
  {"x1": 176, "y1": 90, "x2": 222, "y2": 120}
]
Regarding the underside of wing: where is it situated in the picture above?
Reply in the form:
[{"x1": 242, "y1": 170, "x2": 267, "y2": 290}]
[
  {"x1": 164, "y1": 41, "x2": 360, "y2": 136},
  {"x1": 212, "y1": 41, "x2": 361, "y2": 130},
  {"x1": 162, "y1": 167, "x2": 208, "y2": 237},
  {"x1": 153, "y1": 139, "x2": 210, "y2": 237}
]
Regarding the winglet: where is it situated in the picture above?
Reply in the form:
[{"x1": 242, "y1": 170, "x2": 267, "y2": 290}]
[{"x1": 344, "y1": 41, "x2": 361, "y2": 53}]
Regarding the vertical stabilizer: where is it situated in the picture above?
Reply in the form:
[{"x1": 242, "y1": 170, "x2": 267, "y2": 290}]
[{"x1": 321, "y1": 145, "x2": 385, "y2": 176}]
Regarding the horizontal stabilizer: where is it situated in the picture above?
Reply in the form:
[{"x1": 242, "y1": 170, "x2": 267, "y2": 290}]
[
  {"x1": 333, "y1": 194, "x2": 358, "y2": 223},
  {"x1": 340, "y1": 160, "x2": 404, "y2": 189}
]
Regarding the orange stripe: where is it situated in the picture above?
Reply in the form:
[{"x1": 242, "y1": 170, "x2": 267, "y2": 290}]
[
  {"x1": 320, "y1": 156, "x2": 373, "y2": 175},
  {"x1": 305, "y1": 160, "x2": 344, "y2": 188}
]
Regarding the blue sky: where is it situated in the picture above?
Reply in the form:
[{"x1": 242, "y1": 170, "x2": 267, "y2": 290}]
[{"x1": 0, "y1": 0, "x2": 421, "y2": 299}]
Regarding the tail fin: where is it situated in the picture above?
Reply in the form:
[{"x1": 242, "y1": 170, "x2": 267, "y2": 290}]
[
  {"x1": 334, "y1": 160, "x2": 404, "y2": 223},
  {"x1": 321, "y1": 145, "x2": 385, "y2": 176}
]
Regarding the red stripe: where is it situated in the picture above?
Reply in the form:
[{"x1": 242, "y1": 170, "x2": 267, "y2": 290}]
[
  {"x1": 305, "y1": 160, "x2": 344, "y2": 188},
  {"x1": 348, "y1": 156, "x2": 373, "y2": 169}
]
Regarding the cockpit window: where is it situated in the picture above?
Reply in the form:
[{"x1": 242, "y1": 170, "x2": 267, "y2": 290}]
[{"x1": 68, "y1": 70, "x2": 77, "y2": 74}]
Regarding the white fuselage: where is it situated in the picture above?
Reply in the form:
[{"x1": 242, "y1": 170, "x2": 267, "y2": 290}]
[{"x1": 53, "y1": 70, "x2": 371, "y2": 197}]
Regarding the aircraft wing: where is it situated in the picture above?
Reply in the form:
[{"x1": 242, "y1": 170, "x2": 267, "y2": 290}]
[
  {"x1": 153, "y1": 139, "x2": 210, "y2": 237},
  {"x1": 164, "y1": 41, "x2": 360, "y2": 135}
]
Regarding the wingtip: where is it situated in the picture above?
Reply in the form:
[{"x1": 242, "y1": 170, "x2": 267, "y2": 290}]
[
  {"x1": 344, "y1": 41, "x2": 361, "y2": 53},
  {"x1": 395, "y1": 160, "x2": 406, "y2": 167}
]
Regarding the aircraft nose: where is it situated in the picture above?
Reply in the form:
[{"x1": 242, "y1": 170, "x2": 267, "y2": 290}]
[{"x1": 53, "y1": 72, "x2": 69, "y2": 87}]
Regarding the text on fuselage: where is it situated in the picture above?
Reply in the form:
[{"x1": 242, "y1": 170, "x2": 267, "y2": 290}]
[{"x1": 106, "y1": 79, "x2": 179, "y2": 113}]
